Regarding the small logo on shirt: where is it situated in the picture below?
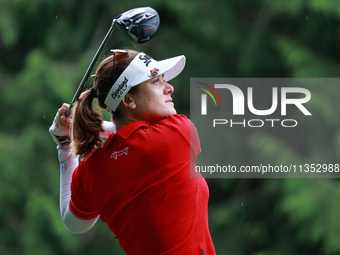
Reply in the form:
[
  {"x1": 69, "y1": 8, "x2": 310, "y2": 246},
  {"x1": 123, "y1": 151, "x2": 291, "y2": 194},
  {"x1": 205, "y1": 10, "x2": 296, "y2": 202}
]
[
  {"x1": 110, "y1": 147, "x2": 129, "y2": 159},
  {"x1": 60, "y1": 162, "x2": 67, "y2": 175}
]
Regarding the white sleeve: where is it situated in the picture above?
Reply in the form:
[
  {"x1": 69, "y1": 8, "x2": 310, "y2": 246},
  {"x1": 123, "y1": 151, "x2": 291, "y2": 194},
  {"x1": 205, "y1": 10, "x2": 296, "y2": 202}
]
[{"x1": 58, "y1": 148, "x2": 99, "y2": 234}]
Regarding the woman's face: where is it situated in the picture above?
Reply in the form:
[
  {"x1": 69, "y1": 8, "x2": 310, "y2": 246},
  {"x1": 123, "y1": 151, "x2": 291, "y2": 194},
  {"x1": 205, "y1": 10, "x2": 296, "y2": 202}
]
[{"x1": 130, "y1": 74, "x2": 177, "y2": 123}]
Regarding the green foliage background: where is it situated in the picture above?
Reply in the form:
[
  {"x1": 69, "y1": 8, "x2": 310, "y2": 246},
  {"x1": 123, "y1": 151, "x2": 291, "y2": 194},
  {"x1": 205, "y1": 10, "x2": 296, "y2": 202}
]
[{"x1": 1, "y1": 0, "x2": 340, "y2": 254}]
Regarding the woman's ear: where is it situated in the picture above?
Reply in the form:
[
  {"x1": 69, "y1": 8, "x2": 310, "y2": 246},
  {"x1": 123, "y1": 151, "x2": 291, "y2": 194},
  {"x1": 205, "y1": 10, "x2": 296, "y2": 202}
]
[{"x1": 121, "y1": 94, "x2": 136, "y2": 109}]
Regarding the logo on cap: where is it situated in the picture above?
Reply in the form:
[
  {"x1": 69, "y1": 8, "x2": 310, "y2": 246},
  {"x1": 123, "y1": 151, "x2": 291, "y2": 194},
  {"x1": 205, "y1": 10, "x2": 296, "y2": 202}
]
[
  {"x1": 139, "y1": 54, "x2": 152, "y2": 67},
  {"x1": 111, "y1": 77, "x2": 128, "y2": 99},
  {"x1": 149, "y1": 68, "x2": 159, "y2": 78}
]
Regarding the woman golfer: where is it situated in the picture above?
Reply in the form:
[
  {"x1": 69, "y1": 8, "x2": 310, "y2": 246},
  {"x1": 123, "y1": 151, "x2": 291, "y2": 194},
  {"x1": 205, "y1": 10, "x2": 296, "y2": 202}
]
[{"x1": 50, "y1": 49, "x2": 215, "y2": 254}]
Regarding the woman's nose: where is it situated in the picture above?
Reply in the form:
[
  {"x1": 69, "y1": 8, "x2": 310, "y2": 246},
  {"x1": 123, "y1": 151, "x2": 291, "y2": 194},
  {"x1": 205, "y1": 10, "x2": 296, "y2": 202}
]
[{"x1": 164, "y1": 82, "x2": 174, "y2": 94}]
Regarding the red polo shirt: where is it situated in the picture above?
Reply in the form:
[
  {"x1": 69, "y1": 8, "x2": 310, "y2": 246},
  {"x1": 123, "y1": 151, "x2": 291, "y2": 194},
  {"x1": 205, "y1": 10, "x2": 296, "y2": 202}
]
[{"x1": 69, "y1": 114, "x2": 215, "y2": 254}]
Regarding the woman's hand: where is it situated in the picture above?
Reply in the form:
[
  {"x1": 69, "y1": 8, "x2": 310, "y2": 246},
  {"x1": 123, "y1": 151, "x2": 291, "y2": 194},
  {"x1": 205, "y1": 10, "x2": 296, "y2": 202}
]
[{"x1": 49, "y1": 103, "x2": 71, "y2": 148}]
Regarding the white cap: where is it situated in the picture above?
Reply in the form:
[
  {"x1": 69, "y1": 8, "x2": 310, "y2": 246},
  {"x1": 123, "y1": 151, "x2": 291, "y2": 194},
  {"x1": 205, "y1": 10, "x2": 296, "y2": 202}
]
[{"x1": 104, "y1": 52, "x2": 186, "y2": 111}]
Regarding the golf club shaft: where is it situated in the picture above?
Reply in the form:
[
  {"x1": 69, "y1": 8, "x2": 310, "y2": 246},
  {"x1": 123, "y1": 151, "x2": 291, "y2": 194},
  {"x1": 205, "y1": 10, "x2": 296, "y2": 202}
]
[{"x1": 66, "y1": 20, "x2": 116, "y2": 116}]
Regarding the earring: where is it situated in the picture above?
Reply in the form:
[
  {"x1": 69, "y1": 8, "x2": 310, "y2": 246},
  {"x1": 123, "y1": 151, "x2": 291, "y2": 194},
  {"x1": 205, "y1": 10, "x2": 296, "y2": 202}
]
[{"x1": 130, "y1": 104, "x2": 136, "y2": 109}]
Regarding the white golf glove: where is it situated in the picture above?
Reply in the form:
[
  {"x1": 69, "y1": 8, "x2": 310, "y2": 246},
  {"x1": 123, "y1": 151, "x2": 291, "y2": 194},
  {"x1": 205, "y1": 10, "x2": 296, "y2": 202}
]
[
  {"x1": 49, "y1": 104, "x2": 71, "y2": 149},
  {"x1": 49, "y1": 104, "x2": 116, "y2": 149}
]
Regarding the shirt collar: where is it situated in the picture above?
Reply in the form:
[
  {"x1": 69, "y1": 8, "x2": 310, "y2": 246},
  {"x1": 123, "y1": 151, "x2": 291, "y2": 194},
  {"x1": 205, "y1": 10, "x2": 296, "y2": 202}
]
[
  {"x1": 117, "y1": 120, "x2": 151, "y2": 139},
  {"x1": 103, "y1": 120, "x2": 151, "y2": 149}
]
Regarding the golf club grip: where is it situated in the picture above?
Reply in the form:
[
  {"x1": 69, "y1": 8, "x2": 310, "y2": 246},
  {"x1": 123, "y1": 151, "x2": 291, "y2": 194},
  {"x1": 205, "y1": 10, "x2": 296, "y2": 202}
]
[{"x1": 66, "y1": 22, "x2": 116, "y2": 116}]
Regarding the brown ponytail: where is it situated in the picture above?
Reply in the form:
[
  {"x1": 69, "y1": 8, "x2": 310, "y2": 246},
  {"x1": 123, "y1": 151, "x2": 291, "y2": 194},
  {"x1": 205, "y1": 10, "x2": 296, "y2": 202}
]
[
  {"x1": 70, "y1": 49, "x2": 139, "y2": 160},
  {"x1": 71, "y1": 89, "x2": 104, "y2": 160}
]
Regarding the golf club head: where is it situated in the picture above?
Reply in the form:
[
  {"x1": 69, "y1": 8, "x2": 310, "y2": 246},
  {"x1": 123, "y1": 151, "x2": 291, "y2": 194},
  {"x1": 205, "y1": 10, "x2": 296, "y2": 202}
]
[{"x1": 114, "y1": 7, "x2": 160, "y2": 43}]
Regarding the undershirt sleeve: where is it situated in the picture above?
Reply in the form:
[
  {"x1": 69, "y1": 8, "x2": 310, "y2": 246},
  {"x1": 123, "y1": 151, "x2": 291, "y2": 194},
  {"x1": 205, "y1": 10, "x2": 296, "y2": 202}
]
[{"x1": 58, "y1": 148, "x2": 99, "y2": 233}]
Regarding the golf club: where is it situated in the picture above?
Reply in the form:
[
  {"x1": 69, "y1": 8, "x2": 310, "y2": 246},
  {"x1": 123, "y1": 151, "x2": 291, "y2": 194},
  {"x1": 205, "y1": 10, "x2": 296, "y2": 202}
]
[
  {"x1": 65, "y1": 6, "x2": 160, "y2": 116},
  {"x1": 50, "y1": 7, "x2": 159, "y2": 148}
]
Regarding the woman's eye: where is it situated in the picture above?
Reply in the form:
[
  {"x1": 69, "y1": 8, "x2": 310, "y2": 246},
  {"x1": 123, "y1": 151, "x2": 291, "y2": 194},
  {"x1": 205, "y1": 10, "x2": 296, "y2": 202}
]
[{"x1": 152, "y1": 76, "x2": 165, "y2": 84}]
